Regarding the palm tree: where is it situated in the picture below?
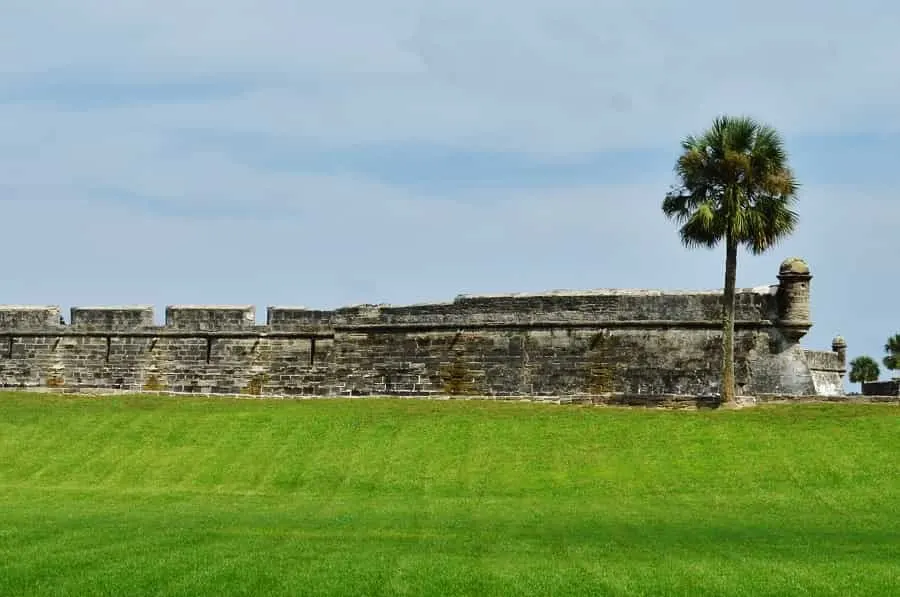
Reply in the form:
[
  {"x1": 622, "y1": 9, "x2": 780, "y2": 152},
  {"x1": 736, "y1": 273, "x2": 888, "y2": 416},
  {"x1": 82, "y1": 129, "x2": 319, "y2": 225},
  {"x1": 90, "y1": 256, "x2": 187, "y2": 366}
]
[
  {"x1": 848, "y1": 355, "x2": 880, "y2": 389},
  {"x1": 662, "y1": 115, "x2": 800, "y2": 404},
  {"x1": 884, "y1": 333, "x2": 900, "y2": 372}
]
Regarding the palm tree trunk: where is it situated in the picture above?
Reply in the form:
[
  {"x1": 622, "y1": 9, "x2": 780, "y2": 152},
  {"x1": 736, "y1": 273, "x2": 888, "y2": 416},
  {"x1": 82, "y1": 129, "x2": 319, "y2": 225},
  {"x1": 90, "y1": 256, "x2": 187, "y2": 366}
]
[{"x1": 721, "y1": 234, "x2": 738, "y2": 404}]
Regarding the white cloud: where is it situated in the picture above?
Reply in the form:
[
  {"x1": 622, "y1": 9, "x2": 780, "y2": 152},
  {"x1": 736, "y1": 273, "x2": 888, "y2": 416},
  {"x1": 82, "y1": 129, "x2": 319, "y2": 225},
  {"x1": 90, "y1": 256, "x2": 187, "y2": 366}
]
[{"x1": 3, "y1": 1, "x2": 900, "y2": 154}]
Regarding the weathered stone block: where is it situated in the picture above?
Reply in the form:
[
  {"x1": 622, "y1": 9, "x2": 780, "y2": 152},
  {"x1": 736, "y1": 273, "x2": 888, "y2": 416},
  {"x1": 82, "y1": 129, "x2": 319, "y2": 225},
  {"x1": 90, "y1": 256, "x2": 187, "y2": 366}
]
[
  {"x1": 0, "y1": 306, "x2": 61, "y2": 329},
  {"x1": 165, "y1": 305, "x2": 255, "y2": 330},
  {"x1": 71, "y1": 306, "x2": 154, "y2": 330}
]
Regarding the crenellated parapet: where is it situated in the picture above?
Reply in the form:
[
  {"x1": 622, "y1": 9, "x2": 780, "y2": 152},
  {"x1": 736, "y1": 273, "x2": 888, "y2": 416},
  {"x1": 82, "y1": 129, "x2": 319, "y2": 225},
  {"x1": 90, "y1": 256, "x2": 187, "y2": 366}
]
[
  {"x1": 0, "y1": 289, "x2": 785, "y2": 336},
  {"x1": 0, "y1": 258, "x2": 845, "y2": 398}
]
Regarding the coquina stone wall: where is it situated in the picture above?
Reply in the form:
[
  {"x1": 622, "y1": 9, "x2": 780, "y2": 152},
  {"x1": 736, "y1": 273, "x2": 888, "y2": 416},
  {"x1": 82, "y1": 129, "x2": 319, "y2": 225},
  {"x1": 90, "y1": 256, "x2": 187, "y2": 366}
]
[{"x1": 0, "y1": 258, "x2": 846, "y2": 398}]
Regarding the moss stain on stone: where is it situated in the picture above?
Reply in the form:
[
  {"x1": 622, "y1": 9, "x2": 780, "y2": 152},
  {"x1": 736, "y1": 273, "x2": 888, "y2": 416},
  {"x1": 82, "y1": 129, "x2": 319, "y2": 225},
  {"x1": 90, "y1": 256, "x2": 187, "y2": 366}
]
[
  {"x1": 440, "y1": 355, "x2": 475, "y2": 395},
  {"x1": 142, "y1": 374, "x2": 165, "y2": 392},
  {"x1": 242, "y1": 372, "x2": 269, "y2": 396},
  {"x1": 586, "y1": 333, "x2": 620, "y2": 394}
]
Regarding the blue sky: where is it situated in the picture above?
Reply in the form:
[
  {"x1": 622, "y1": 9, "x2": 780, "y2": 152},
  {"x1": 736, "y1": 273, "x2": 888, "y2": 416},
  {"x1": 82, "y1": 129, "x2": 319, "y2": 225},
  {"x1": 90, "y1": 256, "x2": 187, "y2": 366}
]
[{"x1": 2, "y1": 1, "x2": 897, "y2": 386}]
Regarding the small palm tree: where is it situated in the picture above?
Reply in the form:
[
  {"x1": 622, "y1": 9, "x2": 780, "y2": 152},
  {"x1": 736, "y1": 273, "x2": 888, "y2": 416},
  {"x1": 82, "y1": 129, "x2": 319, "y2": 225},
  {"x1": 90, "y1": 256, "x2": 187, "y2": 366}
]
[
  {"x1": 663, "y1": 115, "x2": 799, "y2": 404},
  {"x1": 848, "y1": 355, "x2": 880, "y2": 389},
  {"x1": 884, "y1": 333, "x2": 900, "y2": 372}
]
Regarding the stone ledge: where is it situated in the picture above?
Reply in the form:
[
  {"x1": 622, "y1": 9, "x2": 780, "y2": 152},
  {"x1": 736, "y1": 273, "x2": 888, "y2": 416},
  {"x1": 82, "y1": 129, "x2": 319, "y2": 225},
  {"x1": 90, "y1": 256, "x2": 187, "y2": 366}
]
[
  {"x1": 4, "y1": 387, "x2": 891, "y2": 409},
  {"x1": 0, "y1": 318, "x2": 778, "y2": 337}
]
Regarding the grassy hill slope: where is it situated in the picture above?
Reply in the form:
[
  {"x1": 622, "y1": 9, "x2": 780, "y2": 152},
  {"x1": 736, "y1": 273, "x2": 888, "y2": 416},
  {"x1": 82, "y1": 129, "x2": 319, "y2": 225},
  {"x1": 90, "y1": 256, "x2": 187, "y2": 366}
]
[{"x1": 1, "y1": 393, "x2": 898, "y2": 596}]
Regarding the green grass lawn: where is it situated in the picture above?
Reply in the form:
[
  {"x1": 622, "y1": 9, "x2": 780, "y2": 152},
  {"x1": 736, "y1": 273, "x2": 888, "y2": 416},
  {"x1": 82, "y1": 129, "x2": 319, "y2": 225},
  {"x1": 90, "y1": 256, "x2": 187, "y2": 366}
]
[{"x1": 0, "y1": 393, "x2": 898, "y2": 596}]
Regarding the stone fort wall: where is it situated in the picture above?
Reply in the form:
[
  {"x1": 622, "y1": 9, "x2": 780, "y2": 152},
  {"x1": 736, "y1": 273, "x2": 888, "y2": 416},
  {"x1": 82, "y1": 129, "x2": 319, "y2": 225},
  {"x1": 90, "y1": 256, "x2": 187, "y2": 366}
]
[{"x1": 0, "y1": 258, "x2": 846, "y2": 398}]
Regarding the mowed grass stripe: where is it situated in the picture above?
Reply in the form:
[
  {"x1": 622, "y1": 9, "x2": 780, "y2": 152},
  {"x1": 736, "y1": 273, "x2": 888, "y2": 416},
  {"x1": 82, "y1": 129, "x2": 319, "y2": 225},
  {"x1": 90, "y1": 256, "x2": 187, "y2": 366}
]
[{"x1": 0, "y1": 393, "x2": 898, "y2": 596}]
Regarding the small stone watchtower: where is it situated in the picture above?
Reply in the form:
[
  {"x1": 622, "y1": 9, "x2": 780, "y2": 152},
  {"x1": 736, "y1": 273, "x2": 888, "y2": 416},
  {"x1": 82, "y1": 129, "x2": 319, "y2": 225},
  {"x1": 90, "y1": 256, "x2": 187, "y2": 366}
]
[
  {"x1": 832, "y1": 335, "x2": 848, "y2": 381},
  {"x1": 831, "y1": 336, "x2": 847, "y2": 365},
  {"x1": 776, "y1": 257, "x2": 813, "y2": 343}
]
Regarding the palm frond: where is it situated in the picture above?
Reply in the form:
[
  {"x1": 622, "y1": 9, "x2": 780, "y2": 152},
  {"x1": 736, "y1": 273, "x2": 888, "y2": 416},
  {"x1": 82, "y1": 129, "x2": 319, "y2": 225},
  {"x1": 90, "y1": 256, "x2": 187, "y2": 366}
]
[
  {"x1": 722, "y1": 116, "x2": 760, "y2": 155},
  {"x1": 883, "y1": 333, "x2": 900, "y2": 354},
  {"x1": 661, "y1": 193, "x2": 690, "y2": 223},
  {"x1": 742, "y1": 195, "x2": 799, "y2": 254},
  {"x1": 679, "y1": 202, "x2": 725, "y2": 249}
]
